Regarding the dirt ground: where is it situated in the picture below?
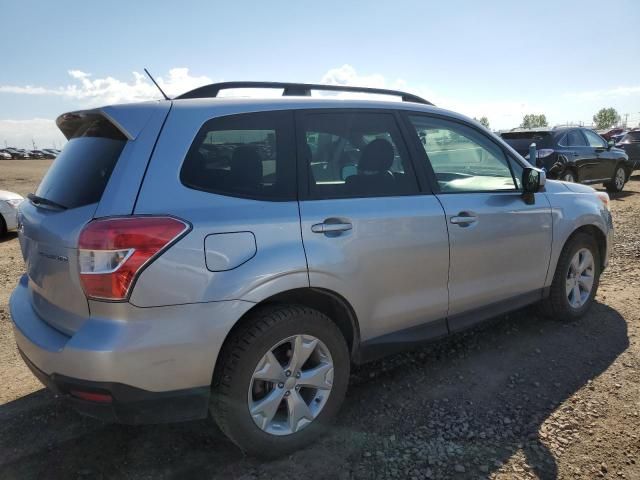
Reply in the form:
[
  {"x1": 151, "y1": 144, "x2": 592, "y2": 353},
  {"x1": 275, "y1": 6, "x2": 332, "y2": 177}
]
[{"x1": 0, "y1": 159, "x2": 638, "y2": 479}]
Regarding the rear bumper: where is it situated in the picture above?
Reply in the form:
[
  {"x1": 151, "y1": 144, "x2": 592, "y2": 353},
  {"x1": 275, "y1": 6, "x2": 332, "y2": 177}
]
[
  {"x1": 19, "y1": 349, "x2": 209, "y2": 424},
  {"x1": 10, "y1": 274, "x2": 255, "y2": 423}
]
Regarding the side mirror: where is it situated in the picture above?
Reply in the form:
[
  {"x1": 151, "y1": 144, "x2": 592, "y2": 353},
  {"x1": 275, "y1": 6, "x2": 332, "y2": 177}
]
[
  {"x1": 607, "y1": 139, "x2": 615, "y2": 149},
  {"x1": 522, "y1": 167, "x2": 545, "y2": 194}
]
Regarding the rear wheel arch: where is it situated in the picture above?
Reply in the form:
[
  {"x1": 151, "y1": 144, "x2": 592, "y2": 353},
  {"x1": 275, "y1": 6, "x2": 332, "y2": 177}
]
[{"x1": 217, "y1": 288, "x2": 360, "y2": 372}]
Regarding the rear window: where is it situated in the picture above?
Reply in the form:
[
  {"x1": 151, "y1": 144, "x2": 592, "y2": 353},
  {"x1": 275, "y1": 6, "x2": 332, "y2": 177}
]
[
  {"x1": 500, "y1": 131, "x2": 553, "y2": 152},
  {"x1": 36, "y1": 115, "x2": 126, "y2": 209},
  {"x1": 180, "y1": 111, "x2": 296, "y2": 201}
]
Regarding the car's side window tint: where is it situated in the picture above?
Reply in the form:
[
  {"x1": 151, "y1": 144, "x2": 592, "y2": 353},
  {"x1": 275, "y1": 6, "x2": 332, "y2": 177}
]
[
  {"x1": 408, "y1": 115, "x2": 518, "y2": 193},
  {"x1": 180, "y1": 111, "x2": 295, "y2": 201},
  {"x1": 301, "y1": 112, "x2": 419, "y2": 199},
  {"x1": 583, "y1": 130, "x2": 607, "y2": 148},
  {"x1": 566, "y1": 130, "x2": 587, "y2": 147}
]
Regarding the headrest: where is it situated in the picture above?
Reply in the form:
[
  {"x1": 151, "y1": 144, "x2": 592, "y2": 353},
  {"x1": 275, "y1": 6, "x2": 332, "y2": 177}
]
[{"x1": 359, "y1": 139, "x2": 394, "y2": 174}]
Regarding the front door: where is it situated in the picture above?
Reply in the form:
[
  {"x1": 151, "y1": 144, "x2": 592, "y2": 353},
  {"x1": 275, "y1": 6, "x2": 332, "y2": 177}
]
[
  {"x1": 404, "y1": 113, "x2": 553, "y2": 331},
  {"x1": 583, "y1": 129, "x2": 617, "y2": 181},
  {"x1": 296, "y1": 110, "x2": 450, "y2": 342}
]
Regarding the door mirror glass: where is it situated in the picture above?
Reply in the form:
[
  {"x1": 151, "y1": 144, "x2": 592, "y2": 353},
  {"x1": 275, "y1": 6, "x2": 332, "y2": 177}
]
[
  {"x1": 522, "y1": 167, "x2": 544, "y2": 193},
  {"x1": 608, "y1": 139, "x2": 615, "y2": 149}
]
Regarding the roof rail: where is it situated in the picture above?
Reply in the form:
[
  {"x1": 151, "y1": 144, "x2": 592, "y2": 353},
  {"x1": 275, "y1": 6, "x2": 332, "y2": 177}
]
[{"x1": 175, "y1": 81, "x2": 434, "y2": 105}]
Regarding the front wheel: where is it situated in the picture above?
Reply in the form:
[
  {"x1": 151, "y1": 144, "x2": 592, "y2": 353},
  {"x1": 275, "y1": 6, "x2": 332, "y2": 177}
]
[
  {"x1": 211, "y1": 305, "x2": 350, "y2": 458},
  {"x1": 540, "y1": 232, "x2": 600, "y2": 320},
  {"x1": 605, "y1": 165, "x2": 626, "y2": 192}
]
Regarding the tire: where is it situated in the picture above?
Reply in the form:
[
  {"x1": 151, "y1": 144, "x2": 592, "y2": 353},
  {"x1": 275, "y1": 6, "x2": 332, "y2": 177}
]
[
  {"x1": 0, "y1": 215, "x2": 6, "y2": 237},
  {"x1": 561, "y1": 170, "x2": 576, "y2": 183},
  {"x1": 605, "y1": 164, "x2": 626, "y2": 192},
  {"x1": 211, "y1": 304, "x2": 350, "y2": 458},
  {"x1": 540, "y1": 232, "x2": 600, "y2": 320}
]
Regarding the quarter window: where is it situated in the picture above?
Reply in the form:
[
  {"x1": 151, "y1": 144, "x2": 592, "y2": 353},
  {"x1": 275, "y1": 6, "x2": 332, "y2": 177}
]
[
  {"x1": 409, "y1": 115, "x2": 519, "y2": 193},
  {"x1": 301, "y1": 112, "x2": 419, "y2": 199},
  {"x1": 180, "y1": 111, "x2": 295, "y2": 200}
]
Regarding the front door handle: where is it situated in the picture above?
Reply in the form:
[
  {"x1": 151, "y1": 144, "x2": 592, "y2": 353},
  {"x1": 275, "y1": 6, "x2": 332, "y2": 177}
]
[
  {"x1": 450, "y1": 213, "x2": 478, "y2": 226},
  {"x1": 311, "y1": 222, "x2": 352, "y2": 234}
]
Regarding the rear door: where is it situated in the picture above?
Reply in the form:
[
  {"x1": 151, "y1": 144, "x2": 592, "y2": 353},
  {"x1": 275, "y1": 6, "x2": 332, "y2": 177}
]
[
  {"x1": 297, "y1": 110, "x2": 450, "y2": 342},
  {"x1": 564, "y1": 129, "x2": 596, "y2": 181},
  {"x1": 404, "y1": 113, "x2": 552, "y2": 331}
]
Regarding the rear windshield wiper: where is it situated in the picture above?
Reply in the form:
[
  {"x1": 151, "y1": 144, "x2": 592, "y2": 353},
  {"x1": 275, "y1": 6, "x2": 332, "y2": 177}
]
[{"x1": 27, "y1": 193, "x2": 68, "y2": 211}]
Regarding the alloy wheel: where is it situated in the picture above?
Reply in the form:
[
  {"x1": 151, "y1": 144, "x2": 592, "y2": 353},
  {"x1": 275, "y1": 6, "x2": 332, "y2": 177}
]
[
  {"x1": 248, "y1": 334, "x2": 334, "y2": 436},
  {"x1": 615, "y1": 168, "x2": 625, "y2": 190},
  {"x1": 563, "y1": 172, "x2": 575, "y2": 183},
  {"x1": 565, "y1": 248, "x2": 595, "y2": 309}
]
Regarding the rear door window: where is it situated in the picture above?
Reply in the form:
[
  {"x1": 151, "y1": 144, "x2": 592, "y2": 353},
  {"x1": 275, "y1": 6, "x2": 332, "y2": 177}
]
[
  {"x1": 300, "y1": 111, "x2": 419, "y2": 199},
  {"x1": 566, "y1": 130, "x2": 587, "y2": 147},
  {"x1": 36, "y1": 115, "x2": 126, "y2": 209},
  {"x1": 180, "y1": 111, "x2": 296, "y2": 201}
]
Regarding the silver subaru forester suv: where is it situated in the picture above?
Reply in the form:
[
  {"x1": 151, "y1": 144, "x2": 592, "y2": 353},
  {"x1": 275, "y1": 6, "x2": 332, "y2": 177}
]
[{"x1": 11, "y1": 82, "x2": 613, "y2": 457}]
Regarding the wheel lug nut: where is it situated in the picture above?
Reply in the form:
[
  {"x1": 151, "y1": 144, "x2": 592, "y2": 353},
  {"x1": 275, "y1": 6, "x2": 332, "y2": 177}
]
[
  {"x1": 295, "y1": 372, "x2": 301, "y2": 378},
  {"x1": 278, "y1": 383, "x2": 284, "y2": 388},
  {"x1": 285, "y1": 370, "x2": 291, "y2": 377},
  {"x1": 284, "y1": 391, "x2": 290, "y2": 397}
]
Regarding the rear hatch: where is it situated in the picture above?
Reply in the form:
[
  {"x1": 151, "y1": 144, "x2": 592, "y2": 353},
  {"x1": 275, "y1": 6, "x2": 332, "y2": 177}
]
[
  {"x1": 500, "y1": 131, "x2": 553, "y2": 157},
  {"x1": 18, "y1": 113, "x2": 128, "y2": 335}
]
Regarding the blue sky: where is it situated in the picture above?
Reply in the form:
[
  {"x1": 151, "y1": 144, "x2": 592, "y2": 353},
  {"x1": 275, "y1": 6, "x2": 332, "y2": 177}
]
[{"x1": 1, "y1": 0, "x2": 639, "y2": 148}]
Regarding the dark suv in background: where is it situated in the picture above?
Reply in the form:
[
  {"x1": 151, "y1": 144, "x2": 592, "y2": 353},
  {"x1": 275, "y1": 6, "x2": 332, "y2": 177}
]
[
  {"x1": 500, "y1": 127, "x2": 632, "y2": 192},
  {"x1": 615, "y1": 130, "x2": 640, "y2": 172}
]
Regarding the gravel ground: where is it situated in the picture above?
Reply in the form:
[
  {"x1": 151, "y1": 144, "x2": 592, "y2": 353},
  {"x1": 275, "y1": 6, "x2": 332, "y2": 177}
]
[{"x1": 0, "y1": 160, "x2": 638, "y2": 479}]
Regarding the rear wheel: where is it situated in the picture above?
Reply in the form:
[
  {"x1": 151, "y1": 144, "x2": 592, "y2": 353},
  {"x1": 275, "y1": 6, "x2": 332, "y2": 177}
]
[
  {"x1": 0, "y1": 215, "x2": 6, "y2": 237},
  {"x1": 211, "y1": 304, "x2": 350, "y2": 458},
  {"x1": 605, "y1": 164, "x2": 626, "y2": 192},
  {"x1": 541, "y1": 232, "x2": 600, "y2": 320}
]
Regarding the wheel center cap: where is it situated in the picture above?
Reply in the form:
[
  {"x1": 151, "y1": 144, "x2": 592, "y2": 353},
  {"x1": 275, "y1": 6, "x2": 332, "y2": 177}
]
[{"x1": 285, "y1": 377, "x2": 296, "y2": 389}]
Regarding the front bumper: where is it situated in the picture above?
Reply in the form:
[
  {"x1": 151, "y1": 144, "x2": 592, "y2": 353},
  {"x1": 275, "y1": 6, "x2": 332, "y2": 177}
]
[{"x1": 10, "y1": 274, "x2": 255, "y2": 424}]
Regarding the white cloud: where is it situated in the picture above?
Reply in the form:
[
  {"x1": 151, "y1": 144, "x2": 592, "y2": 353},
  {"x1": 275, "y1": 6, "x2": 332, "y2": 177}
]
[
  {"x1": 0, "y1": 68, "x2": 214, "y2": 147},
  {"x1": 0, "y1": 68, "x2": 213, "y2": 106},
  {"x1": 565, "y1": 85, "x2": 640, "y2": 100},
  {"x1": 0, "y1": 118, "x2": 65, "y2": 149}
]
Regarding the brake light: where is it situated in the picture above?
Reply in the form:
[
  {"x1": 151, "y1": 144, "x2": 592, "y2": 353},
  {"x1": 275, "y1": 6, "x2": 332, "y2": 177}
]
[
  {"x1": 525, "y1": 149, "x2": 554, "y2": 160},
  {"x1": 78, "y1": 216, "x2": 189, "y2": 301}
]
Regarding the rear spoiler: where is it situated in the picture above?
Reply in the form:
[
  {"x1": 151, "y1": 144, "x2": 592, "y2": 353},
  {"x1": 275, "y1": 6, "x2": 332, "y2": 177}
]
[{"x1": 56, "y1": 101, "x2": 167, "y2": 141}]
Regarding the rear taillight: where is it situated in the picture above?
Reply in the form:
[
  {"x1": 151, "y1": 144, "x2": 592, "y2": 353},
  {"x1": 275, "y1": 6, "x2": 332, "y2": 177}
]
[
  {"x1": 525, "y1": 149, "x2": 555, "y2": 160},
  {"x1": 78, "y1": 216, "x2": 189, "y2": 301}
]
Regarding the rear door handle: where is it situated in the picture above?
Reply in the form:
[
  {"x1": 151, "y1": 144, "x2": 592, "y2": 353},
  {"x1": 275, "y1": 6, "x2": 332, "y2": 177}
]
[
  {"x1": 311, "y1": 222, "x2": 352, "y2": 233},
  {"x1": 450, "y1": 213, "x2": 478, "y2": 226}
]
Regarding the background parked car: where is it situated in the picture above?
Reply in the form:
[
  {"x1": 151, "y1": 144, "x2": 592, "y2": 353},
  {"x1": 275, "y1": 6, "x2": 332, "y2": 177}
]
[
  {"x1": 615, "y1": 130, "x2": 640, "y2": 172},
  {"x1": 599, "y1": 127, "x2": 626, "y2": 141},
  {"x1": 0, "y1": 190, "x2": 23, "y2": 236},
  {"x1": 3, "y1": 148, "x2": 29, "y2": 159},
  {"x1": 0, "y1": 151, "x2": 12, "y2": 160},
  {"x1": 41, "y1": 148, "x2": 59, "y2": 158},
  {"x1": 27, "y1": 150, "x2": 45, "y2": 159},
  {"x1": 500, "y1": 126, "x2": 633, "y2": 192}
]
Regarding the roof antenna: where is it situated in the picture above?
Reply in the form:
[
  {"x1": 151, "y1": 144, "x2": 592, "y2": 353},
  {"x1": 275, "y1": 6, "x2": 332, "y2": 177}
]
[{"x1": 144, "y1": 68, "x2": 170, "y2": 100}]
